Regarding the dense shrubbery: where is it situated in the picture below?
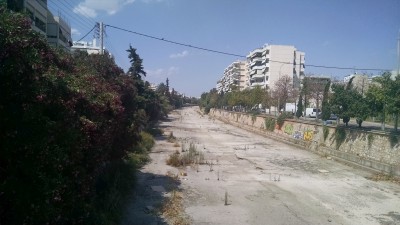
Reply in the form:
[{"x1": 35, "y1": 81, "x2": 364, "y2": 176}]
[
  {"x1": 264, "y1": 117, "x2": 276, "y2": 131},
  {"x1": 276, "y1": 112, "x2": 293, "y2": 129},
  {"x1": 0, "y1": 7, "x2": 163, "y2": 224}
]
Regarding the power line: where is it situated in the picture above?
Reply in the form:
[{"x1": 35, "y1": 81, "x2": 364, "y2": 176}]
[
  {"x1": 105, "y1": 24, "x2": 391, "y2": 72},
  {"x1": 76, "y1": 25, "x2": 96, "y2": 42},
  {"x1": 59, "y1": 0, "x2": 97, "y2": 27},
  {"x1": 48, "y1": 2, "x2": 93, "y2": 29},
  {"x1": 105, "y1": 24, "x2": 245, "y2": 58}
]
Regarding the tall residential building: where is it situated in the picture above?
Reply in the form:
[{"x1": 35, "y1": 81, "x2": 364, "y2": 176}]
[
  {"x1": 6, "y1": 0, "x2": 72, "y2": 51},
  {"x1": 47, "y1": 12, "x2": 72, "y2": 50},
  {"x1": 247, "y1": 44, "x2": 305, "y2": 91},
  {"x1": 23, "y1": 0, "x2": 48, "y2": 36},
  {"x1": 216, "y1": 61, "x2": 248, "y2": 93}
]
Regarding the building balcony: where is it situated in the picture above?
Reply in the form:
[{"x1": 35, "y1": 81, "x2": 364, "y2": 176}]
[
  {"x1": 231, "y1": 73, "x2": 240, "y2": 78},
  {"x1": 251, "y1": 82, "x2": 264, "y2": 87},
  {"x1": 251, "y1": 74, "x2": 265, "y2": 79},
  {"x1": 252, "y1": 65, "x2": 265, "y2": 70},
  {"x1": 247, "y1": 48, "x2": 264, "y2": 58},
  {"x1": 250, "y1": 59, "x2": 262, "y2": 67},
  {"x1": 250, "y1": 69, "x2": 257, "y2": 75}
]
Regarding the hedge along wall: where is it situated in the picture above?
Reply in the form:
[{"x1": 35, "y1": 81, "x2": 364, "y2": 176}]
[{"x1": 209, "y1": 109, "x2": 400, "y2": 177}]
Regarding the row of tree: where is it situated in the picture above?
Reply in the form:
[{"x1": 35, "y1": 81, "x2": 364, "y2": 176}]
[
  {"x1": 199, "y1": 75, "x2": 327, "y2": 115},
  {"x1": 0, "y1": 6, "x2": 189, "y2": 224},
  {"x1": 200, "y1": 72, "x2": 399, "y2": 131},
  {"x1": 327, "y1": 72, "x2": 400, "y2": 131}
]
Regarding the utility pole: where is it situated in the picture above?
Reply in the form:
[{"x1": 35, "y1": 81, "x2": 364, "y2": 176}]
[
  {"x1": 100, "y1": 22, "x2": 104, "y2": 55},
  {"x1": 397, "y1": 29, "x2": 400, "y2": 76}
]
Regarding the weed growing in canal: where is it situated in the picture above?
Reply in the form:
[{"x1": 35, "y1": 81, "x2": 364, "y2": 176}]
[
  {"x1": 161, "y1": 190, "x2": 189, "y2": 225},
  {"x1": 167, "y1": 131, "x2": 176, "y2": 142},
  {"x1": 264, "y1": 117, "x2": 276, "y2": 131},
  {"x1": 323, "y1": 126, "x2": 329, "y2": 141},
  {"x1": 367, "y1": 133, "x2": 374, "y2": 149},
  {"x1": 389, "y1": 133, "x2": 399, "y2": 148},
  {"x1": 166, "y1": 142, "x2": 204, "y2": 167},
  {"x1": 335, "y1": 127, "x2": 346, "y2": 149}
]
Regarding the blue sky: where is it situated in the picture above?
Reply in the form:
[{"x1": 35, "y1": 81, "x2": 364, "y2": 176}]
[{"x1": 48, "y1": 0, "x2": 400, "y2": 97}]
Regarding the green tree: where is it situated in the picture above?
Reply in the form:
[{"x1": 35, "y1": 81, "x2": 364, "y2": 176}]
[
  {"x1": 321, "y1": 81, "x2": 331, "y2": 121},
  {"x1": 366, "y1": 72, "x2": 396, "y2": 130},
  {"x1": 351, "y1": 91, "x2": 370, "y2": 127},
  {"x1": 127, "y1": 45, "x2": 146, "y2": 79},
  {"x1": 330, "y1": 79, "x2": 354, "y2": 126},
  {"x1": 0, "y1": 7, "x2": 166, "y2": 224},
  {"x1": 296, "y1": 94, "x2": 303, "y2": 118}
]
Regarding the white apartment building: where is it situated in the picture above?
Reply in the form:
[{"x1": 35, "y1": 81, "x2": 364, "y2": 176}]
[
  {"x1": 8, "y1": 0, "x2": 72, "y2": 51},
  {"x1": 247, "y1": 44, "x2": 305, "y2": 90},
  {"x1": 343, "y1": 73, "x2": 372, "y2": 95},
  {"x1": 24, "y1": 0, "x2": 48, "y2": 36},
  {"x1": 71, "y1": 39, "x2": 106, "y2": 55},
  {"x1": 47, "y1": 12, "x2": 72, "y2": 51},
  {"x1": 216, "y1": 61, "x2": 248, "y2": 93}
]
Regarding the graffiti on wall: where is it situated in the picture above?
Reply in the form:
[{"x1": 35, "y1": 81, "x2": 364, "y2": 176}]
[
  {"x1": 303, "y1": 129, "x2": 313, "y2": 141},
  {"x1": 284, "y1": 123, "x2": 294, "y2": 135},
  {"x1": 293, "y1": 131, "x2": 302, "y2": 139}
]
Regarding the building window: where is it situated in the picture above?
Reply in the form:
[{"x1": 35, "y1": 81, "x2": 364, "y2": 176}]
[{"x1": 35, "y1": 18, "x2": 46, "y2": 32}]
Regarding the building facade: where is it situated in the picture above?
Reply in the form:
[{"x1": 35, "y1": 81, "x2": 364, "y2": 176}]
[
  {"x1": 71, "y1": 39, "x2": 107, "y2": 55},
  {"x1": 216, "y1": 61, "x2": 248, "y2": 93},
  {"x1": 247, "y1": 44, "x2": 305, "y2": 91},
  {"x1": 343, "y1": 73, "x2": 371, "y2": 95},
  {"x1": 24, "y1": 0, "x2": 48, "y2": 36},
  {"x1": 7, "y1": 0, "x2": 72, "y2": 51},
  {"x1": 47, "y1": 12, "x2": 72, "y2": 50}
]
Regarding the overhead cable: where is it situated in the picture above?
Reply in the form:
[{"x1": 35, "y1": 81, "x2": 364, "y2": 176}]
[
  {"x1": 76, "y1": 25, "x2": 96, "y2": 42},
  {"x1": 105, "y1": 24, "x2": 390, "y2": 71},
  {"x1": 105, "y1": 24, "x2": 244, "y2": 58}
]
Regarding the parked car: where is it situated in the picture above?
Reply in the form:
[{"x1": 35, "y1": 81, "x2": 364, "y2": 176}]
[
  {"x1": 305, "y1": 108, "x2": 321, "y2": 118},
  {"x1": 328, "y1": 114, "x2": 338, "y2": 120}
]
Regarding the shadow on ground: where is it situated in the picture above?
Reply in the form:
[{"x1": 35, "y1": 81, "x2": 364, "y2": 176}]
[{"x1": 122, "y1": 170, "x2": 181, "y2": 225}]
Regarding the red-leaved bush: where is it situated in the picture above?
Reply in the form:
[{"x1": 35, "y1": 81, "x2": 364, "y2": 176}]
[{"x1": 0, "y1": 6, "x2": 162, "y2": 224}]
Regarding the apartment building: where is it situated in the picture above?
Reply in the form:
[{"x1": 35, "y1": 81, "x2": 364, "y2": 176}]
[
  {"x1": 6, "y1": 0, "x2": 72, "y2": 51},
  {"x1": 71, "y1": 39, "x2": 107, "y2": 55},
  {"x1": 216, "y1": 61, "x2": 248, "y2": 93},
  {"x1": 343, "y1": 73, "x2": 372, "y2": 95},
  {"x1": 24, "y1": 0, "x2": 48, "y2": 36},
  {"x1": 247, "y1": 44, "x2": 305, "y2": 91},
  {"x1": 47, "y1": 12, "x2": 72, "y2": 50}
]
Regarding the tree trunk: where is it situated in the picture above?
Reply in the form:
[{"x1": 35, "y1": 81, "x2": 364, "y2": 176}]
[{"x1": 395, "y1": 113, "x2": 399, "y2": 132}]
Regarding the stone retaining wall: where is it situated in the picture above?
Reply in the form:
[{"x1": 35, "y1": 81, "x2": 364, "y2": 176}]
[{"x1": 209, "y1": 109, "x2": 400, "y2": 177}]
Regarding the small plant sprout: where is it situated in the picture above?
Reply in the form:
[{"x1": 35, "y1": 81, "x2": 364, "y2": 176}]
[{"x1": 224, "y1": 191, "x2": 228, "y2": 206}]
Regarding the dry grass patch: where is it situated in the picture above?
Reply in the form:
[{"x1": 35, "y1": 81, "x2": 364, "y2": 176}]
[
  {"x1": 367, "y1": 173, "x2": 400, "y2": 185},
  {"x1": 167, "y1": 131, "x2": 176, "y2": 143},
  {"x1": 166, "y1": 142, "x2": 204, "y2": 167},
  {"x1": 161, "y1": 191, "x2": 189, "y2": 225}
]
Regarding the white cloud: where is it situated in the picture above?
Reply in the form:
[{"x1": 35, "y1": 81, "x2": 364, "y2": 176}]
[
  {"x1": 71, "y1": 28, "x2": 81, "y2": 36},
  {"x1": 146, "y1": 66, "x2": 179, "y2": 78},
  {"x1": 73, "y1": 0, "x2": 136, "y2": 18},
  {"x1": 322, "y1": 40, "x2": 331, "y2": 47},
  {"x1": 169, "y1": 50, "x2": 189, "y2": 58}
]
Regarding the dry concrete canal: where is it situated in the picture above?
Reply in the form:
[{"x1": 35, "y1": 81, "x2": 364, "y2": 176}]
[{"x1": 123, "y1": 106, "x2": 400, "y2": 225}]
